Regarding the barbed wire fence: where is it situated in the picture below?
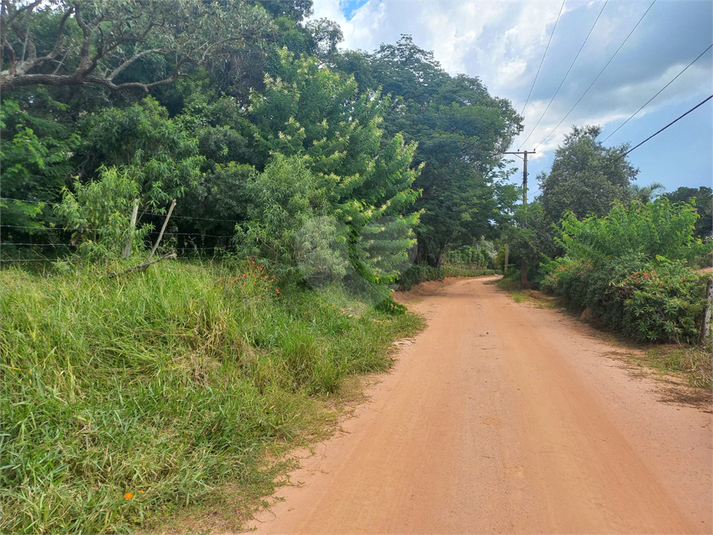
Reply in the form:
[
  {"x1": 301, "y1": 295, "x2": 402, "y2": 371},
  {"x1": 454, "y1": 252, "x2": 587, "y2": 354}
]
[{"x1": 0, "y1": 198, "x2": 239, "y2": 264}]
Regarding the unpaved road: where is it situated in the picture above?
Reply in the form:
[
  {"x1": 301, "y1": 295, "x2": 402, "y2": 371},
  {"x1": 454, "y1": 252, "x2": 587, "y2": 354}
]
[{"x1": 246, "y1": 277, "x2": 712, "y2": 534}]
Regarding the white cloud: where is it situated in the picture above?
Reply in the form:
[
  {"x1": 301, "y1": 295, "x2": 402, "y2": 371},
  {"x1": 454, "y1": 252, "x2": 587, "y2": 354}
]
[{"x1": 309, "y1": 0, "x2": 713, "y2": 189}]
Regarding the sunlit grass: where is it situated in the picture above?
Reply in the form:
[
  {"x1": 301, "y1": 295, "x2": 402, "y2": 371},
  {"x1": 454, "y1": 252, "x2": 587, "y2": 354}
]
[{"x1": 0, "y1": 260, "x2": 420, "y2": 534}]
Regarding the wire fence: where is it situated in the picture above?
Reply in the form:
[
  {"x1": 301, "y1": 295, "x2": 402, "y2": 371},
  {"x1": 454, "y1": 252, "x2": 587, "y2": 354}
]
[{"x1": 0, "y1": 198, "x2": 240, "y2": 264}]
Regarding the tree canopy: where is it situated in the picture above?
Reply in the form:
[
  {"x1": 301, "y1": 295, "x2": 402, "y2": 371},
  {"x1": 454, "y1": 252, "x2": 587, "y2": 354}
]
[
  {"x1": 336, "y1": 35, "x2": 523, "y2": 265},
  {"x1": 0, "y1": 0, "x2": 272, "y2": 92},
  {"x1": 537, "y1": 125, "x2": 638, "y2": 223}
]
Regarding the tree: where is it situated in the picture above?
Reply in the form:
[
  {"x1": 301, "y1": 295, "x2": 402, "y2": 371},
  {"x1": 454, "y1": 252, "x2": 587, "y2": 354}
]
[
  {"x1": 0, "y1": 94, "x2": 80, "y2": 235},
  {"x1": 537, "y1": 125, "x2": 638, "y2": 222},
  {"x1": 664, "y1": 186, "x2": 713, "y2": 240},
  {"x1": 342, "y1": 36, "x2": 522, "y2": 266},
  {"x1": 244, "y1": 51, "x2": 421, "y2": 280},
  {"x1": 75, "y1": 97, "x2": 203, "y2": 207},
  {"x1": 630, "y1": 182, "x2": 665, "y2": 204},
  {"x1": 0, "y1": 0, "x2": 272, "y2": 92},
  {"x1": 502, "y1": 202, "x2": 557, "y2": 284},
  {"x1": 558, "y1": 198, "x2": 706, "y2": 263}
]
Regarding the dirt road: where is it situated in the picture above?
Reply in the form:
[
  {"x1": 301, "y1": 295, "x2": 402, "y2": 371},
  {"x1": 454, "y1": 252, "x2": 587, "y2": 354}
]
[{"x1": 246, "y1": 277, "x2": 712, "y2": 534}]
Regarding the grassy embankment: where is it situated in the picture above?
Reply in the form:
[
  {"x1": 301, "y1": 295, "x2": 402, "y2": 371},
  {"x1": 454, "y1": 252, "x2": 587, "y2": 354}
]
[{"x1": 0, "y1": 260, "x2": 421, "y2": 534}]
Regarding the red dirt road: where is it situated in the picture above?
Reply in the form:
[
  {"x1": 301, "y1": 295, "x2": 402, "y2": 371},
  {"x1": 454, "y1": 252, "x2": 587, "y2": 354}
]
[{"x1": 245, "y1": 277, "x2": 712, "y2": 534}]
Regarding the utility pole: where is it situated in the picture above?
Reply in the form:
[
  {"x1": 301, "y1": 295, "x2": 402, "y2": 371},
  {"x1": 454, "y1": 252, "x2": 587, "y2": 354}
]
[
  {"x1": 504, "y1": 150, "x2": 535, "y2": 205},
  {"x1": 504, "y1": 150, "x2": 535, "y2": 288}
]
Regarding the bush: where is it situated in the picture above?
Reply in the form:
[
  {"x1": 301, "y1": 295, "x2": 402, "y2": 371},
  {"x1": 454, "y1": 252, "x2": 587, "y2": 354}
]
[
  {"x1": 397, "y1": 264, "x2": 445, "y2": 290},
  {"x1": 542, "y1": 255, "x2": 708, "y2": 343}
]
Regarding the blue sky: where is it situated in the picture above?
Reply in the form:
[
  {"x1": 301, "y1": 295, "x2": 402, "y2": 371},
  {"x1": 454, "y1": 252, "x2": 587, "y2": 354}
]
[{"x1": 312, "y1": 0, "x2": 713, "y2": 198}]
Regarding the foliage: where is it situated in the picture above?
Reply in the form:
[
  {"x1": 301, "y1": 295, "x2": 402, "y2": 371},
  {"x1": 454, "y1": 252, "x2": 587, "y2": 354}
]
[
  {"x1": 664, "y1": 186, "x2": 713, "y2": 240},
  {"x1": 537, "y1": 125, "x2": 638, "y2": 223},
  {"x1": 335, "y1": 36, "x2": 523, "y2": 266},
  {"x1": 541, "y1": 254, "x2": 707, "y2": 343},
  {"x1": 396, "y1": 263, "x2": 494, "y2": 290},
  {"x1": 0, "y1": 0, "x2": 273, "y2": 92},
  {"x1": 558, "y1": 198, "x2": 708, "y2": 264},
  {"x1": 540, "y1": 199, "x2": 710, "y2": 343},
  {"x1": 54, "y1": 167, "x2": 149, "y2": 260},
  {"x1": 0, "y1": 260, "x2": 421, "y2": 534},
  {"x1": 397, "y1": 264, "x2": 445, "y2": 290},
  {"x1": 77, "y1": 97, "x2": 204, "y2": 207},
  {"x1": 246, "y1": 52, "x2": 421, "y2": 283},
  {"x1": 234, "y1": 155, "x2": 332, "y2": 274},
  {"x1": 500, "y1": 202, "x2": 558, "y2": 286},
  {"x1": 445, "y1": 239, "x2": 497, "y2": 268},
  {"x1": 0, "y1": 96, "x2": 79, "y2": 230}
]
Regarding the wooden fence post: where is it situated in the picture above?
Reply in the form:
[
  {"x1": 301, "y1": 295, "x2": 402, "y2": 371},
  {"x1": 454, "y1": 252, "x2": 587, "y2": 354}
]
[
  {"x1": 147, "y1": 199, "x2": 176, "y2": 262},
  {"x1": 123, "y1": 200, "x2": 139, "y2": 259},
  {"x1": 700, "y1": 277, "x2": 712, "y2": 344}
]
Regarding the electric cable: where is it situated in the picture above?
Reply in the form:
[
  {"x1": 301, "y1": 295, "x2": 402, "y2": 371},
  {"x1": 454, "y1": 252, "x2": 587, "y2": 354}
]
[
  {"x1": 601, "y1": 43, "x2": 712, "y2": 143},
  {"x1": 623, "y1": 94, "x2": 712, "y2": 156},
  {"x1": 518, "y1": 0, "x2": 608, "y2": 149},
  {"x1": 534, "y1": 0, "x2": 657, "y2": 150},
  {"x1": 520, "y1": 0, "x2": 567, "y2": 117}
]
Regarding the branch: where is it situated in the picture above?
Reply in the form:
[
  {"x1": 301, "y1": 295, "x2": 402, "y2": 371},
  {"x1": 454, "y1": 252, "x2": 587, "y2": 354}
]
[
  {"x1": 73, "y1": 2, "x2": 94, "y2": 73},
  {"x1": 0, "y1": 56, "x2": 194, "y2": 92},
  {"x1": 108, "y1": 48, "x2": 164, "y2": 80},
  {"x1": 35, "y1": 6, "x2": 74, "y2": 65},
  {"x1": 104, "y1": 253, "x2": 177, "y2": 279}
]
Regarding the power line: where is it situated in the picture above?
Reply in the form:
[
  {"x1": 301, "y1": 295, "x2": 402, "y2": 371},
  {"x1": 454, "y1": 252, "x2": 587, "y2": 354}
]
[
  {"x1": 518, "y1": 0, "x2": 608, "y2": 149},
  {"x1": 602, "y1": 43, "x2": 712, "y2": 143},
  {"x1": 623, "y1": 94, "x2": 713, "y2": 156},
  {"x1": 534, "y1": 0, "x2": 657, "y2": 150},
  {"x1": 0, "y1": 199, "x2": 240, "y2": 224},
  {"x1": 520, "y1": 0, "x2": 567, "y2": 117}
]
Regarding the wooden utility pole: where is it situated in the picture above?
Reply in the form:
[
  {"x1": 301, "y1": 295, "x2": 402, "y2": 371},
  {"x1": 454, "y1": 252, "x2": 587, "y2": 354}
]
[
  {"x1": 504, "y1": 150, "x2": 535, "y2": 288},
  {"x1": 504, "y1": 150, "x2": 535, "y2": 204}
]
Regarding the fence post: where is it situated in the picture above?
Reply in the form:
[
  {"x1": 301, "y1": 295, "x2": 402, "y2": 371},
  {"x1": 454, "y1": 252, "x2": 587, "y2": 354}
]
[
  {"x1": 700, "y1": 276, "x2": 713, "y2": 344},
  {"x1": 147, "y1": 199, "x2": 176, "y2": 262},
  {"x1": 123, "y1": 200, "x2": 139, "y2": 259}
]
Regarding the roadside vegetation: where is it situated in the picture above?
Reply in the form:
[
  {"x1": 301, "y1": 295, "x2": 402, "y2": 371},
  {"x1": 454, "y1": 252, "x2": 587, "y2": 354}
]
[
  {"x1": 2, "y1": 1, "x2": 712, "y2": 533},
  {"x1": 0, "y1": 259, "x2": 420, "y2": 534}
]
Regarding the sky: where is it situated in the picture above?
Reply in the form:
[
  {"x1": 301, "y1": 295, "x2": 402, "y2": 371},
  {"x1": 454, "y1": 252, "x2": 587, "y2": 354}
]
[{"x1": 310, "y1": 0, "x2": 713, "y2": 199}]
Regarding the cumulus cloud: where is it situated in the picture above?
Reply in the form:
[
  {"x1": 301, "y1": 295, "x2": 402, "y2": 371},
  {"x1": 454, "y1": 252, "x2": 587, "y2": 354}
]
[{"x1": 310, "y1": 0, "x2": 713, "y2": 190}]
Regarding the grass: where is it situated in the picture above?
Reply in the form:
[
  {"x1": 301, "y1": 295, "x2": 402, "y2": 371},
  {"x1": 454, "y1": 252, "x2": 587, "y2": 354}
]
[
  {"x1": 639, "y1": 345, "x2": 713, "y2": 389},
  {"x1": 0, "y1": 259, "x2": 421, "y2": 534}
]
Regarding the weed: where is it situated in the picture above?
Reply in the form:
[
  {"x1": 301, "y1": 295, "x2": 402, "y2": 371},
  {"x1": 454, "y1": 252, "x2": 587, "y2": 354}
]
[
  {"x1": 0, "y1": 260, "x2": 420, "y2": 534},
  {"x1": 640, "y1": 345, "x2": 713, "y2": 389}
]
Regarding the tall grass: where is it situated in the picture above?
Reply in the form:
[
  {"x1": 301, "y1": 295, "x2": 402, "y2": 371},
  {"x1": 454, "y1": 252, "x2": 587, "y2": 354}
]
[{"x1": 0, "y1": 260, "x2": 420, "y2": 534}]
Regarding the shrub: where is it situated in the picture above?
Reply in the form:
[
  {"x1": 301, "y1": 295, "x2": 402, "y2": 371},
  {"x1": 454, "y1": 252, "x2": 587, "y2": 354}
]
[{"x1": 542, "y1": 255, "x2": 708, "y2": 343}]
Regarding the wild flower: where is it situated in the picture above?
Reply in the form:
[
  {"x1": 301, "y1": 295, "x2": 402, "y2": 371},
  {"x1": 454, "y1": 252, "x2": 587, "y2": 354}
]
[{"x1": 124, "y1": 493, "x2": 133, "y2": 500}]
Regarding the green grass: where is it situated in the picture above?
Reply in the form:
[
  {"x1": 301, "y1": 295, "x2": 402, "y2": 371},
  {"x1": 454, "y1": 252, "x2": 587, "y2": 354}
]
[
  {"x1": 640, "y1": 345, "x2": 713, "y2": 389},
  {"x1": 0, "y1": 259, "x2": 421, "y2": 534}
]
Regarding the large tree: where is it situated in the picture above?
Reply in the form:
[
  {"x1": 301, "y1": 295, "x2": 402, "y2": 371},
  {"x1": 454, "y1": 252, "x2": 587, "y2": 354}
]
[
  {"x1": 241, "y1": 51, "x2": 421, "y2": 280},
  {"x1": 537, "y1": 125, "x2": 638, "y2": 223},
  {"x1": 335, "y1": 36, "x2": 522, "y2": 266},
  {"x1": 0, "y1": 0, "x2": 272, "y2": 92}
]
